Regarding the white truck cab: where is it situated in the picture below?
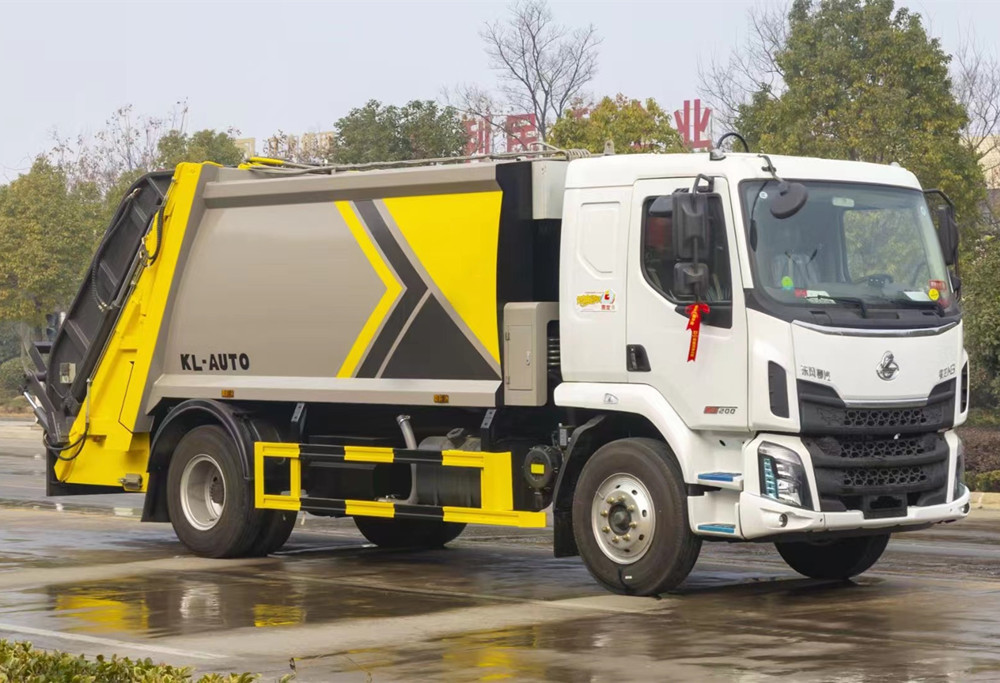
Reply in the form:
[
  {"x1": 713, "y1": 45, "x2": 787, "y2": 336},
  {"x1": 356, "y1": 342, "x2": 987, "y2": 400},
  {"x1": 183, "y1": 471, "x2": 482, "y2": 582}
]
[{"x1": 553, "y1": 152, "x2": 969, "y2": 589}]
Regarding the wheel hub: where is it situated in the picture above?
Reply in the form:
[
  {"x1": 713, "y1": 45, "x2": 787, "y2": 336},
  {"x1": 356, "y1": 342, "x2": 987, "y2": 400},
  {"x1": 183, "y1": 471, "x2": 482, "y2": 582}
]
[
  {"x1": 591, "y1": 473, "x2": 655, "y2": 564},
  {"x1": 179, "y1": 454, "x2": 227, "y2": 531}
]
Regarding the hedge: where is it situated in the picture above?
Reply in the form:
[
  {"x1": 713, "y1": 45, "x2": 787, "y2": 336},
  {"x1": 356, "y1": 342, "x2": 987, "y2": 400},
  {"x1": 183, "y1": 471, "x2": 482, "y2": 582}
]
[
  {"x1": 965, "y1": 470, "x2": 1000, "y2": 493},
  {"x1": 0, "y1": 639, "x2": 283, "y2": 683}
]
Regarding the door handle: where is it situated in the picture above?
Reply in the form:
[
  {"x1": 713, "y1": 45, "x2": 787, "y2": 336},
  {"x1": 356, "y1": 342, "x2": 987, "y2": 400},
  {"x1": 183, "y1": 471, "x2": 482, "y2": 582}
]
[{"x1": 627, "y1": 345, "x2": 651, "y2": 372}]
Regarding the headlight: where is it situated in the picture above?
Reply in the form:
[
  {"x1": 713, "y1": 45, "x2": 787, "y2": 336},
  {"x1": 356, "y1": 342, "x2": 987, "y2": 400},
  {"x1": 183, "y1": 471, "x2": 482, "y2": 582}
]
[
  {"x1": 954, "y1": 439, "x2": 966, "y2": 500},
  {"x1": 758, "y1": 442, "x2": 813, "y2": 509}
]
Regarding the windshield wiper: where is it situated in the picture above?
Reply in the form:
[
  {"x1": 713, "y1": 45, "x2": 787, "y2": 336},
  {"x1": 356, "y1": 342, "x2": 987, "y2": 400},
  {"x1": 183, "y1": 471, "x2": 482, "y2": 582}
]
[
  {"x1": 890, "y1": 298, "x2": 945, "y2": 316},
  {"x1": 803, "y1": 294, "x2": 868, "y2": 318}
]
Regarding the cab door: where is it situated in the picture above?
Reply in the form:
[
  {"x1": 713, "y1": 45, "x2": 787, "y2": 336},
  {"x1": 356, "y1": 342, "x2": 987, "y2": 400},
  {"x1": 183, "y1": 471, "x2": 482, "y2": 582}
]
[{"x1": 626, "y1": 177, "x2": 748, "y2": 430}]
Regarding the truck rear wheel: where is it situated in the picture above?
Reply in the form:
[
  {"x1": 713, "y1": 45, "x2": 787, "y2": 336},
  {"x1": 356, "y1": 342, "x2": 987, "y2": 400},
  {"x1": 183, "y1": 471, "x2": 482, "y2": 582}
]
[
  {"x1": 572, "y1": 438, "x2": 701, "y2": 596},
  {"x1": 248, "y1": 509, "x2": 297, "y2": 556},
  {"x1": 166, "y1": 425, "x2": 264, "y2": 558},
  {"x1": 353, "y1": 517, "x2": 466, "y2": 549},
  {"x1": 775, "y1": 534, "x2": 890, "y2": 580}
]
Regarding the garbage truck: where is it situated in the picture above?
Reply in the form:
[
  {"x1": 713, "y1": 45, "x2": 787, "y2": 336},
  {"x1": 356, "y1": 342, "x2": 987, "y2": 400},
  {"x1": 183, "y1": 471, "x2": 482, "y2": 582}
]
[{"x1": 24, "y1": 144, "x2": 971, "y2": 595}]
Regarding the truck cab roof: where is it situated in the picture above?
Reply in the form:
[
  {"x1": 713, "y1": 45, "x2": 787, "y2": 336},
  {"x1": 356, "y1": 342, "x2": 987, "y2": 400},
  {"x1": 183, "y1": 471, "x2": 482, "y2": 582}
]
[{"x1": 564, "y1": 152, "x2": 922, "y2": 191}]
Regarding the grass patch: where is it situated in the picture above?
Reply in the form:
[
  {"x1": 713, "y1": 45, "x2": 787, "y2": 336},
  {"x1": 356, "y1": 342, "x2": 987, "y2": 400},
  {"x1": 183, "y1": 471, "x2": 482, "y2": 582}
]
[{"x1": 0, "y1": 639, "x2": 289, "y2": 682}]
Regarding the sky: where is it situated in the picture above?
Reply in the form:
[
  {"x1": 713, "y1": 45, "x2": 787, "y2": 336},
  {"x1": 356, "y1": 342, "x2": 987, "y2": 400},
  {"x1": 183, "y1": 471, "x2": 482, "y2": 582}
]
[{"x1": 1, "y1": 0, "x2": 998, "y2": 183}]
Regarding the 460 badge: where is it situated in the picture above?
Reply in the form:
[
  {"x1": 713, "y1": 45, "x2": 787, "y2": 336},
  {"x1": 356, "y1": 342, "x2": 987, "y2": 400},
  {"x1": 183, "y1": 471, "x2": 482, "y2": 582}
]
[{"x1": 180, "y1": 352, "x2": 251, "y2": 372}]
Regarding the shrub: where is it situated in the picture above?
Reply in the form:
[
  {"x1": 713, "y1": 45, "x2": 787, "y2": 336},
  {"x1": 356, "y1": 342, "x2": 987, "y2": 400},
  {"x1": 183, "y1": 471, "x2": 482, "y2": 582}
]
[
  {"x1": 957, "y1": 426, "x2": 1000, "y2": 474},
  {"x1": 0, "y1": 357, "x2": 24, "y2": 395},
  {"x1": 0, "y1": 639, "x2": 266, "y2": 683},
  {"x1": 965, "y1": 470, "x2": 1000, "y2": 493}
]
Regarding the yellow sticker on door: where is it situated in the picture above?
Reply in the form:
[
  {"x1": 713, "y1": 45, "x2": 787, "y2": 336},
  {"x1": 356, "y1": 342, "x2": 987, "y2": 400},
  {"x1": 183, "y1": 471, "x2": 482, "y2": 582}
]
[{"x1": 577, "y1": 289, "x2": 617, "y2": 312}]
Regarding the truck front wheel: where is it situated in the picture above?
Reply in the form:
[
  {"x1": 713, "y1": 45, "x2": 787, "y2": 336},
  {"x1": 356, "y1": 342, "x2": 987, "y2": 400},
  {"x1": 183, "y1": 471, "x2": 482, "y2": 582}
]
[
  {"x1": 166, "y1": 425, "x2": 265, "y2": 558},
  {"x1": 353, "y1": 517, "x2": 465, "y2": 549},
  {"x1": 571, "y1": 438, "x2": 702, "y2": 596},
  {"x1": 775, "y1": 534, "x2": 890, "y2": 580}
]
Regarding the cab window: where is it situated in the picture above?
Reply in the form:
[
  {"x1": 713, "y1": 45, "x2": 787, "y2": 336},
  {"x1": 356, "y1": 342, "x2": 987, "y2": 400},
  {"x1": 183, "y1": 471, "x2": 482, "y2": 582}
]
[{"x1": 641, "y1": 194, "x2": 732, "y2": 304}]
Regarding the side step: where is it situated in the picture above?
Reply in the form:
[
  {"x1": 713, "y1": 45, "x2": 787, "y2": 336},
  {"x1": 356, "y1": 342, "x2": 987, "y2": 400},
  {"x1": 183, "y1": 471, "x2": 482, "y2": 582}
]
[
  {"x1": 254, "y1": 442, "x2": 546, "y2": 528},
  {"x1": 696, "y1": 472, "x2": 744, "y2": 491}
]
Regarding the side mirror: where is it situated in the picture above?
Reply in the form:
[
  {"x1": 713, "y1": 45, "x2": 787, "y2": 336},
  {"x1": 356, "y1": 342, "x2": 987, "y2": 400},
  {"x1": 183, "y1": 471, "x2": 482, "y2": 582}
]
[
  {"x1": 673, "y1": 262, "x2": 709, "y2": 299},
  {"x1": 936, "y1": 205, "x2": 959, "y2": 267},
  {"x1": 924, "y1": 189, "x2": 959, "y2": 267},
  {"x1": 770, "y1": 181, "x2": 809, "y2": 219},
  {"x1": 671, "y1": 191, "x2": 710, "y2": 260}
]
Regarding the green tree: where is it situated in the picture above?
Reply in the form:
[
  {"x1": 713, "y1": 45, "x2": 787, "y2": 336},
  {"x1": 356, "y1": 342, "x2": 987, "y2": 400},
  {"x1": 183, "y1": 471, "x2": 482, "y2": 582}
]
[
  {"x1": 734, "y1": 0, "x2": 985, "y2": 227},
  {"x1": 964, "y1": 237, "x2": 1000, "y2": 404},
  {"x1": 0, "y1": 159, "x2": 104, "y2": 325},
  {"x1": 548, "y1": 94, "x2": 686, "y2": 154},
  {"x1": 334, "y1": 100, "x2": 467, "y2": 164},
  {"x1": 156, "y1": 129, "x2": 245, "y2": 169}
]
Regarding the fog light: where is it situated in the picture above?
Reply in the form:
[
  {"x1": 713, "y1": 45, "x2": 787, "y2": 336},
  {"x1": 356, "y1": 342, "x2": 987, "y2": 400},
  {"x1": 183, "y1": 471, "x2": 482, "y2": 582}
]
[
  {"x1": 778, "y1": 513, "x2": 788, "y2": 527},
  {"x1": 758, "y1": 442, "x2": 813, "y2": 510}
]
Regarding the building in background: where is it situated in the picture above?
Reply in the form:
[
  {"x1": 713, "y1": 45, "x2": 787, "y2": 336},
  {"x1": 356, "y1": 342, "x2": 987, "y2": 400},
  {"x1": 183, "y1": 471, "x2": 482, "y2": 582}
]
[
  {"x1": 980, "y1": 135, "x2": 1000, "y2": 190},
  {"x1": 464, "y1": 118, "x2": 492, "y2": 156},
  {"x1": 234, "y1": 137, "x2": 256, "y2": 159},
  {"x1": 505, "y1": 114, "x2": 539, "y2": 153}
]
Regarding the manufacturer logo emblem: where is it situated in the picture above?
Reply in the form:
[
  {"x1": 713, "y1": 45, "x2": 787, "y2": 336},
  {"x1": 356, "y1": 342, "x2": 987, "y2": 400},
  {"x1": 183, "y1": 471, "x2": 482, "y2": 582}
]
[{"x1": 876, "y1": 351, "x2": 900, "y2": 381}]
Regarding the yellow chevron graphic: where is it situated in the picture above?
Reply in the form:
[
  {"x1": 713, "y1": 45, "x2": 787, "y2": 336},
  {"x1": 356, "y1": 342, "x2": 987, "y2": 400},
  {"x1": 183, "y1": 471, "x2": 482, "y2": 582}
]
[
  {"x1": 383, "y1": 192, "x2": 502, "y2": 364},
  {"x1": 335, "y1": 201, "x2": 403, "y2": 377}
]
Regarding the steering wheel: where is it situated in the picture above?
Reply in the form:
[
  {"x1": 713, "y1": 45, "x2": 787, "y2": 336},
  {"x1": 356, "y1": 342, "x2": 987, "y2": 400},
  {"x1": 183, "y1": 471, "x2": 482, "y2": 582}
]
[{"x1": 855, "y1": 273, "x2": 894, "y2": 287}]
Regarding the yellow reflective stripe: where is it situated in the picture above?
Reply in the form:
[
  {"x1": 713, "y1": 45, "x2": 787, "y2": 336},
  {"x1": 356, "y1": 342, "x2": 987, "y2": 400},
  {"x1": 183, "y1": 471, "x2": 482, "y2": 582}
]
[
  {"x1": 442, "y1": 507, "x2": 546, "y2": 528},
  {"x1": 335, "y1": 201, "x2": 403, "y2": 378},
  {"x1": 344, "y1": 446, "x2": 394, "y2": 463},
  {"x1": 345, "y1": 500, "x2": 395, "y2": 518}
]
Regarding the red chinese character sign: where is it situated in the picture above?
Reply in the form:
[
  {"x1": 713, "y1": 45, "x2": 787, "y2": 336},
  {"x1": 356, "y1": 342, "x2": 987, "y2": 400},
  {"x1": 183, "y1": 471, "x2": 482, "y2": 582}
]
[
  {"x1": 464, "y1": 118, "x2": 492, "y2": 156},
  {"x1": 674, "y1": 99, "x2": 712, "y2": 150}
]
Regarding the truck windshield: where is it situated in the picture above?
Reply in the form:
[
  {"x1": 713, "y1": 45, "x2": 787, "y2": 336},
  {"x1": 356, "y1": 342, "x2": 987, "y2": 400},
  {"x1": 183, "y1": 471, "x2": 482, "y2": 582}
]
[{"x1": 742, "y1": 180, "x2": 956, "y2": 316}]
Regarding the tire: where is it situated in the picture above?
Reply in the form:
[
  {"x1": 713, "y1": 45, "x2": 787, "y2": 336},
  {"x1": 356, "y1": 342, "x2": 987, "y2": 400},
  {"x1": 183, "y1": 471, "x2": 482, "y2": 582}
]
[
  {"x1": 775, "y1": 534, "x2": 890, "y2": 580},
  {"x1": 572, "y1": 438, "x2": 701, "y2": 596},
  {"x1": 247, "y1": 509, "x2": 297, "y2": 556},
  {"x1": 166, "y1": 425, "x2": 265, "y2": 558},
  {"x1": 353, "y1": 516, "x2": 466, "y2": 549}
]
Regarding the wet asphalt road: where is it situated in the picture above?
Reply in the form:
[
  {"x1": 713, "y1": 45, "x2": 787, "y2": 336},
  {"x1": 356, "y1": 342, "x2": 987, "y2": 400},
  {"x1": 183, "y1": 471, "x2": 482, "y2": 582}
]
[{"x1": 2, "y1": 419, "x2": 1000, "y2": 681}]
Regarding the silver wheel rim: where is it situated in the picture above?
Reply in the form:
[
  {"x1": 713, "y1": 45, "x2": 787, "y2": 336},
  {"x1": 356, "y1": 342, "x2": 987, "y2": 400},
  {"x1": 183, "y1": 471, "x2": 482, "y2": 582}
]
[
  {"x1": 591, "y1": 473, "x2": 655, "y2": 564},
  {"x1": 179, "y1": 454, "x2": 226, "y2": 531}
]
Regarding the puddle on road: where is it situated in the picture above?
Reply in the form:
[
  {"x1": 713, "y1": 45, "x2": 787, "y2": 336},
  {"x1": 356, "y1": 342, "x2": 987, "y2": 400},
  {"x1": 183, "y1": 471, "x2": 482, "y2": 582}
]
[
  {"x1": 3, "y1": 565, "x2": 487, "y2": 639},
  {"x1": 290, "y1": 575, "x2": 1000, "y2": 682},
  {"x1": 284, "y1": 544, "x2": 604, "y2": 603}
]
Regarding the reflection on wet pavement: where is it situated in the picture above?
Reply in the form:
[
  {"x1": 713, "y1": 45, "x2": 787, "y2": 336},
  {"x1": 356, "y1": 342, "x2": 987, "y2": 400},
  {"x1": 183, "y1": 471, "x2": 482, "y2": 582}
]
[
  {"x1": 14, "y1": 568, "x2": 485, "y2": 638},
  {"x1": 297, "y1": 575, "x2": 1000, "y2": 682},
  {"x1": 1, "y1": 505, "x2": 1000, "y2": 681}
]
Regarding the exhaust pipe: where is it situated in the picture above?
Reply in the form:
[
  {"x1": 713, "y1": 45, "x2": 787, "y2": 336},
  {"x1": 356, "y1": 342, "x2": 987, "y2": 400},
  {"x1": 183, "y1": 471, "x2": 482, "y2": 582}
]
[{"x1": 396, "y1": 415, "x2": 419, "y2": 504}]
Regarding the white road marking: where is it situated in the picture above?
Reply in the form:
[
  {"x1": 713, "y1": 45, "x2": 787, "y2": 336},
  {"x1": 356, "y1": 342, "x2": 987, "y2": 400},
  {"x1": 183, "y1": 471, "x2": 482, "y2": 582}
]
[{"x1": 0, "y1": 622, "x2": 224, "y2": 660}]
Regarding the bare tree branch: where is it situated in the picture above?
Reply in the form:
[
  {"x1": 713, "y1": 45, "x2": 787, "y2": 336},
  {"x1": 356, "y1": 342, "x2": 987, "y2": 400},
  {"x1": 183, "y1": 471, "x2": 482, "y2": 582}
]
[
  {"x1": 479, "y1": 0, "x2": 601, "y2": 140},
  {"x1": 954, "y1": 26, "x2": 1000, "y2": 188},
  {"x1": 697, "y1": 3, "x2": 789, "y2": 129}
]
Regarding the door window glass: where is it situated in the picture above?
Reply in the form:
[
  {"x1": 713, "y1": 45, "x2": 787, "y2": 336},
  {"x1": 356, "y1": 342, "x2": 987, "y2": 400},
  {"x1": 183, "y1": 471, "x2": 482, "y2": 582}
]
[{"x1": 641, "y1": 194, "x2": 732, "y2": 303}]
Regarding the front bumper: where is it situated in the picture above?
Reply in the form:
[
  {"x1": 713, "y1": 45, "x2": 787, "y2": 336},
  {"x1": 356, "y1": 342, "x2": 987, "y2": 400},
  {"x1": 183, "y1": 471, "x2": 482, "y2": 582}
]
[
  {"x1": 736, "y1": 431, "x2": 970, "y2": 540},
  {"x1": 739, "y1": 484, "x2": 971, "y2": 539}
]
